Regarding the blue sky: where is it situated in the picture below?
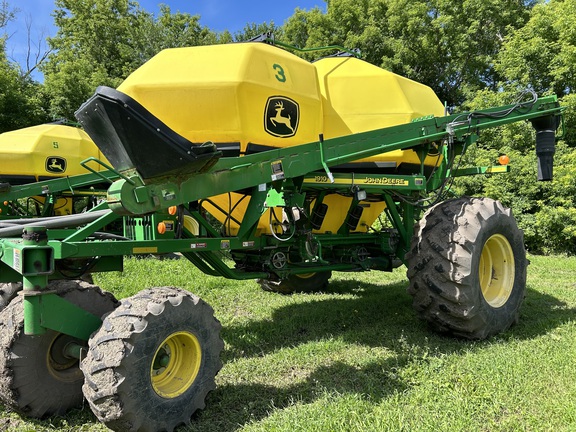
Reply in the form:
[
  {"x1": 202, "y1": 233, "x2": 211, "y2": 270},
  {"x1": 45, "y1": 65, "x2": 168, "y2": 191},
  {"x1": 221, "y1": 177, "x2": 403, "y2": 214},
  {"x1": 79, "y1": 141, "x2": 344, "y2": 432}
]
[{"x1": 4, "y1": 0, "x2": 326, "y2": 78}]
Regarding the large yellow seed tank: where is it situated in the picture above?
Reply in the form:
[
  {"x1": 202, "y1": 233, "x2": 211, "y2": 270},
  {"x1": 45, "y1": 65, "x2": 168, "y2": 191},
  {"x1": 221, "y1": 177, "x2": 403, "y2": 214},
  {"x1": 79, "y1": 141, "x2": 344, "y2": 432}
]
[
  {"x1": 117, "y1": 43, "x2": 323, "y2": 154},
  {"x1": 113, "y1": 44, "x2": 445, "y2": 235}
]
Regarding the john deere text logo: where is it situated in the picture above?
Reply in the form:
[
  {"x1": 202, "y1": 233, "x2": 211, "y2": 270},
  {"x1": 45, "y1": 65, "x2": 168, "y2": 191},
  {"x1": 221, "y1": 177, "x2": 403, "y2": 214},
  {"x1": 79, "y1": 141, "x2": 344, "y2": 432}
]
[
  {"x1": 264, "y1": 96, "x2": 299, "y2": 138},
  {"x1": 45, "y1": 156, "x2": 67, "y2": 173}
]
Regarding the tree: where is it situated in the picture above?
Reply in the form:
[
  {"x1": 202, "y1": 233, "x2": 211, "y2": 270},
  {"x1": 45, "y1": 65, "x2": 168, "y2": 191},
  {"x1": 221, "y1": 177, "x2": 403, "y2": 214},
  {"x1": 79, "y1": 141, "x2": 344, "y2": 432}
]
[
  {"x1": 283, "y1": 0, "x2": 534, "y2": 106},
  {"x1": 383, "y1": 0, "x2": 535, "y2": 106},
  {"x1": 42, "y1": 0, "x2": 220, "y2": 120},
  {"x1": 497, "y1": 0, "x2": 576, "y2": 99},
  {"x1": 0, "y1": 0, "x2": 16, "y2": 28},
  {"x1": 0, "y1": 42, "x2": 48, "y2": 131},
  {"x1": 0, "y1": 1, "x2": 49, "y2": 131},
  {"x1": 283, "y1": 1, "x2": 390, "y2": 64},
  {"x1": 233, "y1": 21, "x2": 282, "y2": 42}
]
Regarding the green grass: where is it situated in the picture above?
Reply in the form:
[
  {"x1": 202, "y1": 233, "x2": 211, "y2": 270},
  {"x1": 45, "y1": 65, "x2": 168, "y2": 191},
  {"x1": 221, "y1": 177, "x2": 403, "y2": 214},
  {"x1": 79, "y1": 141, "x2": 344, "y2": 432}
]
[{"x1": 2, "y1": 254, "x2": 576, "y2": 431}]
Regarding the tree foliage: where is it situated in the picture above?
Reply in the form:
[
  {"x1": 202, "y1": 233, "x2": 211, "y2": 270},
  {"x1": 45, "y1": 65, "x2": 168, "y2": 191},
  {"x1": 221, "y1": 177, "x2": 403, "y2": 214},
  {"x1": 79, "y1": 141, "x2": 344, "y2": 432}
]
[
  {"x1": 0, "y1": 2, "x2": 49, "y2": 132},
  {"x1": 41, "y1": 0, "x2": 222, "y2": 120},
  {"x1": 497, "y1": 0, "x2": 576, "y2": 98},
  {"x1": 233, "y1": 21, "x2": 282, "y2": 42},
  {"x1": 0, "y1": 0, "x2": 16, "y2": 28},
  {"x1": 2, "y1": 0, "x2": 576, "y2": 253},
  {"x1": 283, "y1": 0, "x2": 533, "y2": 105}
]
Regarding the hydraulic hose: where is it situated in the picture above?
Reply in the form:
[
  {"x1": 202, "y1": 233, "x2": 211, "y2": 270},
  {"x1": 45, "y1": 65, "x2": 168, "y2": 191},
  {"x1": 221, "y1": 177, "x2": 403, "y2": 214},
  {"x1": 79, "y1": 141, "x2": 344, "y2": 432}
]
[{"x1": 0, "y1": 209, "x2": 111, "y2": 237}]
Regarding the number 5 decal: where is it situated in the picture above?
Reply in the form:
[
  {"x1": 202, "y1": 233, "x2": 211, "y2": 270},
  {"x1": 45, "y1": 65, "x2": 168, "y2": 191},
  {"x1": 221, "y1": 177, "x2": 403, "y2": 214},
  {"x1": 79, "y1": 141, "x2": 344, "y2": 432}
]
[{"x1": 273, "y1": 64, "x2": 286, "y2": 83}]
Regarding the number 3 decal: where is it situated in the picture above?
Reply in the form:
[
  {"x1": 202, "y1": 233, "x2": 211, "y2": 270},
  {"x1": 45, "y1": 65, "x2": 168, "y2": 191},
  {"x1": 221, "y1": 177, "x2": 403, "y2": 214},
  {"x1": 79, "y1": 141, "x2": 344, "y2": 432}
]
[{"x1": 273, "y1": 64, "x2": 286, "y2": 83}]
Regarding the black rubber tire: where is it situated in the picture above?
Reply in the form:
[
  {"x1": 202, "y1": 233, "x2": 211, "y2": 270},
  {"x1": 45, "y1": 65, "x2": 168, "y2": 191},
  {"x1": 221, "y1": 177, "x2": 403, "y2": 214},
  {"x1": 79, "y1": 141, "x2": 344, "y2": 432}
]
[
  {"x1": 406, "y1": 197, "x2": 527, "y2": 340},
  {"x1": 0, "y1": 283, "x2": 22, "y2": 311},
  {"x1": 258, "y1": 271, "x2": 332, "y2": 294},
  {"x1": 81, "y1": 287, "x2": 224, "y2": 432},
  {"x1": 0, "y1": 278, "x2": 91, "y2": 312},
  {"x1": 0, "y1": 280, "x2": 118, "y2": 418}
]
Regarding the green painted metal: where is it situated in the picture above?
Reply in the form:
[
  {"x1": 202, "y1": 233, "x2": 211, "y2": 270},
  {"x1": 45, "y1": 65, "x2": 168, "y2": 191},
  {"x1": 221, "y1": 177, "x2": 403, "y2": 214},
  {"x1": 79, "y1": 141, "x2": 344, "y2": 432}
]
[
  {"x1": 104, "y1": 96, "x2": 562, "y2": 217},
  {"x1": 0, "y1": 170, "x2": 118, "y2": 203},
  {"x1": 33, "y1": 292, "x2": 102, "y2": 340},
  {"x1": 0, "y1": 93, "x2": 564, "y2": 338},
  {"x1": 21, "y1": 226, "x2": 51, "y2": 335},
  {"x1": 303, "y1": 173, "x2": 427, "y2": 191}
]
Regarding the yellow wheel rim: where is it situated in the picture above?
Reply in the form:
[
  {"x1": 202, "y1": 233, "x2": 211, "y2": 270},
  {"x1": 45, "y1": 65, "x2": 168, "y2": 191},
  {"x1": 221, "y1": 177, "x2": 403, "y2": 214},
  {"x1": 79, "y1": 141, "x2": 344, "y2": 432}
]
[
  {"x1": 479, "y1": 234, "x2": 515, "y2": 308},
  {"x1": 295, "y1": 273, "x2": 315, "y2": 279},
  {"x1": 151, "y1": 331, "x2": 201, "y2": 398}
]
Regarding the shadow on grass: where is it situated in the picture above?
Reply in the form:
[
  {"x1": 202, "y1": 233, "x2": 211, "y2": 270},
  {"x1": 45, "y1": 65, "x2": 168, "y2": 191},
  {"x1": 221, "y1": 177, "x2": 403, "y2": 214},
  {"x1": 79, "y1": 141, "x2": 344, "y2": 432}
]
[
  {"x1": 182, "y1": 279, "x2": 576, "y2": 431},
  {"x1": 0, "y1": 403, "x2": 99, "y2": 432},
  {"x1": 9, "y1": 279, "x2": 573, "y2": 432},
  {"x1": 222, "y1": 280, "x2": 575, "y2": 361},
  {"x1": 516, "y1": 284, "x2": 576, "y2": 337},
  {"x1": 189, "y1": 358, "x2": 407, "y2": 432}
]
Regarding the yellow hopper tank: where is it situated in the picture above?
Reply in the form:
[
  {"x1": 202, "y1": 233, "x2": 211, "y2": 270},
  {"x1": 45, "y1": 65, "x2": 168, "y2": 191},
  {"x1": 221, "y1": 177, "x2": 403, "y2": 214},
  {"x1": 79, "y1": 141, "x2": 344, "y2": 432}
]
[
  {"x1": 315, "y1": 56, "x2": 445, "y2": 171},
  {"x1": 81, "y1": 43, "x2": 445, "y2": 234},
  {"x1": 0, "y1": 124, "x2": 108, "y2": 184},
  {"x1": 117, "y1": 43, "x2": 323, "y2": 157}
]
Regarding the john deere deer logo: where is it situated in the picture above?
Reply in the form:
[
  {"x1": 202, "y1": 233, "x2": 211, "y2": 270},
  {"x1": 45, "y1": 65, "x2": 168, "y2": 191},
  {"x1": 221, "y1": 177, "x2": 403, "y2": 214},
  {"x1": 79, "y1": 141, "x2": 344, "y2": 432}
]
[
  {"x1": 45, "y1": 156, "x2": 67, "y2": 173},
  {"x1": 264, "y1": 96, "x2": 299, "y2": 138}
]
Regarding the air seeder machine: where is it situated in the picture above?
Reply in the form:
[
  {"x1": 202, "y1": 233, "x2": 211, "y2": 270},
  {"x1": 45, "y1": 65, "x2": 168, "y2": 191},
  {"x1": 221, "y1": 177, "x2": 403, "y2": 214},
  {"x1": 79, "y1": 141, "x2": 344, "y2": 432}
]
[{"x1": 0, "y1": 39, "x2": 563, "y2": 431}]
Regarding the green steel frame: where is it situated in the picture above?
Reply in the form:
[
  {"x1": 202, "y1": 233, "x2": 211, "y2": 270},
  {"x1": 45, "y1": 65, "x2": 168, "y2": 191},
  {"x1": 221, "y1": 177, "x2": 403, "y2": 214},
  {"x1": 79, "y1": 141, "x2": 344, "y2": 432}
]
[{"x1": 0, "y1": 94, "x2": 564, "y2": 342}]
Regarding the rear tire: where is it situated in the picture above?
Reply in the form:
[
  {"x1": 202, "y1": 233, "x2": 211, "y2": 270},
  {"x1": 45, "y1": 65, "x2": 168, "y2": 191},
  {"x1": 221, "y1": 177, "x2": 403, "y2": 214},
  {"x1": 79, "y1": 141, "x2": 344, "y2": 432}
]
[
  {"x1": 406, "y1": 197, "x2": 527, "y2": 339},
  {"x1": 0, "y1": 283, "x2": 22, "y2": 311},
  {"x1": 0, "y1": 281, "x2": 117, "y2": 417},
  {"x1": 81, "y1": 287, "x2": 224, "y2": 432},
  {"x1": 258, "y1": 271, "x2": 332, "y2": 294}
]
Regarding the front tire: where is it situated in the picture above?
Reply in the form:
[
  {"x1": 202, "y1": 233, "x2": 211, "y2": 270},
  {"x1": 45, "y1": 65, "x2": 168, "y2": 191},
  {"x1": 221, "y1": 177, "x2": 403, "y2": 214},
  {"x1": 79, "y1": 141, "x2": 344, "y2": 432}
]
[
  {"x1": 406, "y1": 197, "x2": 527, "y2": 339},
  {"x1": 81, "y1": 287, "x2": 224, "y2": 432},
  {"x1": 0, "y1": 280, "x2": 118, "y2": 417}
]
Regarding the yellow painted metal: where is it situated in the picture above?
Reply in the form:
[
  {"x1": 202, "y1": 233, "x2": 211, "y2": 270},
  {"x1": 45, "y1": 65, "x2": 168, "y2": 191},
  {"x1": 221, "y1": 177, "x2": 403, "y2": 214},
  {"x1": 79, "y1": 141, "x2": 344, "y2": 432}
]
[
  {"x1": 115, "y1": 43, "x2": 445, "y2": 236},
  {"x1": 315, "y1": 56, "x2": 445, "y2": 166},
  {"x1": 202, "y1": 192, "x2": 273, "y2": 236},
  {"x1": 118, "y1": 43, "x2": 323, "y2": 153},
  {"x1": 151, "y1": 331, "x2": 202, "y2": 399},
  {"x1": 0, "y1": 124, "x2": 109, "y2": 182},
  {"x1": 311, "y1": 194, "x2": 386, "y2": 234},
  {"x1": 203, "y1": 192, "x2": 386, "y2": 235},
  {"x1": 183, "y1": 215, "x2": 200, "y2": 236},
  {"x1": 479, "y1": 234, "x2": 515, "y2": 308}
]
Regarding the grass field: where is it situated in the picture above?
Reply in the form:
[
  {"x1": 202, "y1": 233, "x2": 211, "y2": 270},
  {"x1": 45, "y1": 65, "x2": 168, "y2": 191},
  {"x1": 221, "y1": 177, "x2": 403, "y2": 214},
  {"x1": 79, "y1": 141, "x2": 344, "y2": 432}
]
[{"x1": 1, "y1": 254, "x2": 575, "y2": 431}]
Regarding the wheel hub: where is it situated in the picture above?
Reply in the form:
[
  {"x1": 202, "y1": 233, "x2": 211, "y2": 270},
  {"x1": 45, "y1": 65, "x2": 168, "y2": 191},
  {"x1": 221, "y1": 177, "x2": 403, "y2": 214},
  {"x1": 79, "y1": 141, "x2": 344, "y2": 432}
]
[
  {"x1": 151, "y1": 331, "x2": 202, "y2": 398},
  {"x1": 479, "y1": 234, "x2": 515, "y2": 308}
]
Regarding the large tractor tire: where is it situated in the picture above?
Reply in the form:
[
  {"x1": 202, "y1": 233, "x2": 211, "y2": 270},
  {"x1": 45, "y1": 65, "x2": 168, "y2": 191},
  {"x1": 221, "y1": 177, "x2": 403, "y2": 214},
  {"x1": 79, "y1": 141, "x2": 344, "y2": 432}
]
[
  {"x1": 0, "y1": 280, "x2": 118, "y2": 418},
  {"x1": 258, "y1": 271, "x2": 332, "y2": 294},
  {"x1": 0, "y1": 283, "x2": 22, "y2": 311},
  {"x1": 81, "y1": 287, "x2": 224, "y2": 432},
  {"x1": 406, "y1": 197, "x2": 527, "y2": 340}
]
